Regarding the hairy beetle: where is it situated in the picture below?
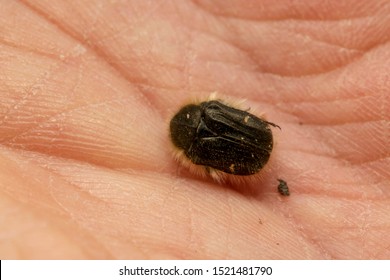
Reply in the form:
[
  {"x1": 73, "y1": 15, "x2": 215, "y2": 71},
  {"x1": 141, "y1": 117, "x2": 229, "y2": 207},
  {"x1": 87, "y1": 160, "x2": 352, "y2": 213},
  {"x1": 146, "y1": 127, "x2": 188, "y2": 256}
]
[{"x1": 170, "y1": 99, "x2": 280, "y2": 181}]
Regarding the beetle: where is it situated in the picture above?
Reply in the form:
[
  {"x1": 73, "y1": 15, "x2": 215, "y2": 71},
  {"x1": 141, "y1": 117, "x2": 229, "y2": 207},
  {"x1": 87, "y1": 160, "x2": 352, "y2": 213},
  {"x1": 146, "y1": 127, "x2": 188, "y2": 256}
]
[{"x1": 169, "y1": 98, "x2": 280, "y2": 181}]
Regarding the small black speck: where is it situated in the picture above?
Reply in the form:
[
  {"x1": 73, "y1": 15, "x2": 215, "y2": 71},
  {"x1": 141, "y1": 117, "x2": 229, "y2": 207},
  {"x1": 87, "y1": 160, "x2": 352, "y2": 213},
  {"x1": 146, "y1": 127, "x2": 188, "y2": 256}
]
[{"x1": 277, "y1": 179, "x2": 290, "y2": 196}]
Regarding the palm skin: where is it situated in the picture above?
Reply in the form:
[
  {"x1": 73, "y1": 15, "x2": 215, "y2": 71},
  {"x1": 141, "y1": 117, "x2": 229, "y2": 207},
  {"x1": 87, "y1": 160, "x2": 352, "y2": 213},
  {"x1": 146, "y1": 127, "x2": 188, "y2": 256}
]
[{"x1": 0, "y1": 0, "x2": 389, "y2": 259}]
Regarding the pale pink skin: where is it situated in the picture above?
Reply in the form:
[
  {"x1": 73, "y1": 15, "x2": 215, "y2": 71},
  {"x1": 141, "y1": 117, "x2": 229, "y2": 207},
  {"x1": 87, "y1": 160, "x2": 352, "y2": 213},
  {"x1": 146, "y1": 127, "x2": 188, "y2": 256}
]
[{"x1": 1, "y1": 0, "x2": 389, "y2": 259}]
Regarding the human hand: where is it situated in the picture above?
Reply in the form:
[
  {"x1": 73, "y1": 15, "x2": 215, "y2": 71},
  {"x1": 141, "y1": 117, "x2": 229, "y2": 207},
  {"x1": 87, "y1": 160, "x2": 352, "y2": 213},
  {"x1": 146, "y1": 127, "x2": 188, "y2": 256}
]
[{"x1": 1, "y1": 0, "x2": 389, "y2": 259}]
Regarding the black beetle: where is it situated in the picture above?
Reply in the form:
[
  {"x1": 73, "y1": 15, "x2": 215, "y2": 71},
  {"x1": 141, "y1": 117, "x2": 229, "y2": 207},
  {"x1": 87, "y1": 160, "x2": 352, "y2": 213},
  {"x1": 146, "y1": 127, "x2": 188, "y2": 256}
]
[{"x1": 170, "y1": 99, "x2": 280, "y2": 179}]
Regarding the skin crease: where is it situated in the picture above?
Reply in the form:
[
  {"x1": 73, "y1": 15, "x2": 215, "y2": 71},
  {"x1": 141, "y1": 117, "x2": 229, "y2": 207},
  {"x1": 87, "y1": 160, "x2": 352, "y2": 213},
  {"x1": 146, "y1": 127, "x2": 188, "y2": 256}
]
[{"x1": 0, "y1": 0, "x2": 389, "y2": 259}]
